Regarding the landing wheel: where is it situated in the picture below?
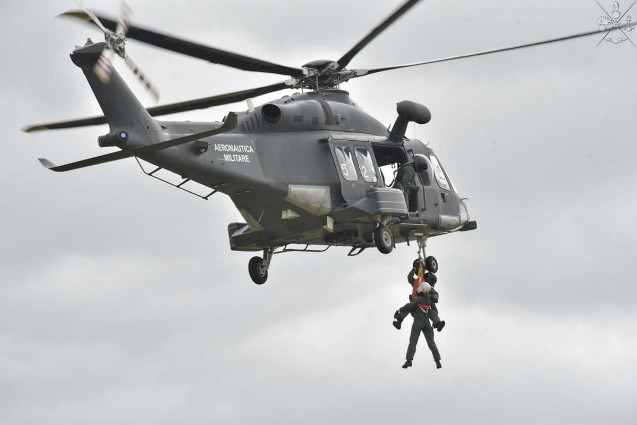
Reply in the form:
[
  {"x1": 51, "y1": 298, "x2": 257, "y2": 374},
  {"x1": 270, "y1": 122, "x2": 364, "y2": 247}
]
[
  {"x1": 248, "y1": 256, "x2": 268, "y2": 285},
  {"x1": 425, "y1": 256, "x2": 438, "y2": 273},
  {"x1": 374, "y1": 225, "x2": 394, "y2": 254}
]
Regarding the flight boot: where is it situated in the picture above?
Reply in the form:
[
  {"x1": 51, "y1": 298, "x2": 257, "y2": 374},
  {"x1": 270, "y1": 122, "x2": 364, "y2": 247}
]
[
  {"x1": 402, "y1": 359, "x2": 412, "y2": 369},
  {"x1": 393, "y1": 311, "x2": 402, "y2": 330},
  {"x1": 435, "y1": 359, "x2": 442, "y2": 369}
]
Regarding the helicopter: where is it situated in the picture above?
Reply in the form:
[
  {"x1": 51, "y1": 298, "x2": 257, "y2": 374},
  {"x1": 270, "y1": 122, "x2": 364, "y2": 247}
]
[{"x1": 24, "y1": 0, "x2": 621, "y2": 284}]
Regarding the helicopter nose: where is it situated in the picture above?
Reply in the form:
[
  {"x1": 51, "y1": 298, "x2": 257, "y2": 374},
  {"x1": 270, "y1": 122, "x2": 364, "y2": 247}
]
[
  {"x1": 458, "y1": 199, "x2": 478, "y2": 232},
  {"x1": 459, "y1": 199, "x2": 469, "y2": 225}
]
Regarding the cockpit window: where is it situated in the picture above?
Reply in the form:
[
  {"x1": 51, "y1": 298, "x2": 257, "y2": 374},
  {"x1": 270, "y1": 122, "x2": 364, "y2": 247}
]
[
  {"x1": 355, "y1": 148, "x2": 377, "y2": 183},
  {"x1": 430, "y1": 155, "x2": 451, "y2": 191},
  {"x1": 335, "y1": 146, "x2": 358, "y2": 181}
]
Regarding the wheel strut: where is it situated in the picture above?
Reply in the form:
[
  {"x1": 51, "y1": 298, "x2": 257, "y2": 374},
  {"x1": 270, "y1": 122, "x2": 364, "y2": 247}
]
[
  {"x1": 248, "y1": 247, "x2": 274, "y2": 285},
  {"x1": 416, "y1": 234, "x2": 427, "y2": 262},
  {"x1": 262, "y1": 247, "x2": 273, "y2": 270},
  {"x1": 415, "y1": 234, "x2": 439, "y2": 273}
]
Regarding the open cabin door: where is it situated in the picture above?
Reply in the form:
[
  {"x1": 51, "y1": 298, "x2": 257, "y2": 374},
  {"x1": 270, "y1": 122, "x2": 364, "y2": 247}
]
[
  {"x1": 328, "y1": 139, "x2": 408, "y2": 219},
  {"x1": 408, "y1": 151, "x2": 441, "y2": 226},
  {"x1": 328, "y1": 140, "x2": 382, "y2": 204}
]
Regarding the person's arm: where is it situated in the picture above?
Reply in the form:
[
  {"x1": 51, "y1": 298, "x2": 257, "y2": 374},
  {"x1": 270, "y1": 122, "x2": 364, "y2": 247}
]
[
  {"x1": 400, "y1": 295, "x2": 427, "y2": 314},
  {"x1": 429, "y1": 288, "x2": 439, "y2": 304},
  {"x1": 404, "y1": 165, "x2": 417, "y2": 189},
  {"x1": 399, "y1": 299, "x2": 417, "y2": 314},
  {"x1": 407, "y1": 267, "x2": 417, "y2": 285}
]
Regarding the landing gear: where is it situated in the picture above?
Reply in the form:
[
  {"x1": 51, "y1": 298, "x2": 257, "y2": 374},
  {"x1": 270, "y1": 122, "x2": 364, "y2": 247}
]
[
  {"x1": 248, "y1": 257, "x2": 267, "y2": 284},
  {"x1": 374, "y1": 225, "x2": 394, "y2": 254},
  {"x1": 248, "y1": 248, "x2": 273, "y2": 285},
  {"x1": 425, "y1": 255, "x2": 438, "y2": 273},
  {"x1": 415, "y1": 234, "x2": 440, "y2": 273}
]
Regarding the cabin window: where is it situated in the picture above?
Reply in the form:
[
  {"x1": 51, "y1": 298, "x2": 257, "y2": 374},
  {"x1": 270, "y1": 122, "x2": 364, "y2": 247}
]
[
  {"x1": 355, "y1": 148, "x2": 377, "y2": 183},
  {"x1": 335, "y1": 146, "x2": 358, "y2": 181},
  {"x1": 430, "y1": 155, "x2": 451, "y2": 191}
]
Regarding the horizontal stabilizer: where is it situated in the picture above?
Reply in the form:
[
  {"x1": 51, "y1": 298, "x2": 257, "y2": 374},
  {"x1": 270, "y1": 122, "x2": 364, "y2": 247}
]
[
  {"x1": 39, "y1": 113, "x2": 237, "y2": 172},
  {"x1": 23, "y1": 115, "x2": 109, "y2": 133}
]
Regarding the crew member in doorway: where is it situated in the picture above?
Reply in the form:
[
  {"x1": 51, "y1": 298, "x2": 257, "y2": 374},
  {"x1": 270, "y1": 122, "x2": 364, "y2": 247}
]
[
  {"x1": 394, "y1": 161, "x2": 417, "y2": 211},
  {"x1": 394, "y1": 156, "x2": 429, "y2": 212}
]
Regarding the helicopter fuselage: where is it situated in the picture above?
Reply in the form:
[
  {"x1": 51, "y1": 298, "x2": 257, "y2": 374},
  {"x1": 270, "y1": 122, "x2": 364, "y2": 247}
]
[
  {"x1": 30, "y1": 15, "x2": 481, "y2": 283},
  {"x1": 124, "y1": 89, "x2": 472, "y2": 253}
]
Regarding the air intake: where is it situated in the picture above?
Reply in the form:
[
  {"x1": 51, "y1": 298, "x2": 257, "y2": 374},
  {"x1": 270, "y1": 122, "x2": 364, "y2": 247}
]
[{"x1": 389, "y1": 100, "x2": 431, "y2": 141}]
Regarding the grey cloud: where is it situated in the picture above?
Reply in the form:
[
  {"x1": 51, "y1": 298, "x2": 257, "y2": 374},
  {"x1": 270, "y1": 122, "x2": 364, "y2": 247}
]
[{"x1": 2, "y1": 0, "x2": 636, "y2": 424}]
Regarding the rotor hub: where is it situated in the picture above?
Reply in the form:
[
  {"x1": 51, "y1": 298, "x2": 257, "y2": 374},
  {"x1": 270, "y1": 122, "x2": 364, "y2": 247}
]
[
  {"x1": 295, "y1": 60, "x2": 358, "y2": 91},
  {"x1": 105, "y1": 31, "x2": 126, "y2": 58},
  {"x1": 302, "y1": 59, "x2": 338, "y2": 72}
]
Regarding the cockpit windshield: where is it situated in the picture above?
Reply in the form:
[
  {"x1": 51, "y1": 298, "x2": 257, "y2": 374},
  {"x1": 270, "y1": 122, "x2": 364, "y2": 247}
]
[{"x1": 429, "y1": 155, "x2": 456, "y2": 192}]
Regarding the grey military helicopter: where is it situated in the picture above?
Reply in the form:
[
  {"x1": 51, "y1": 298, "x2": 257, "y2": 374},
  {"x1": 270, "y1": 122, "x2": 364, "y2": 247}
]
[{"x1": 24, "y1": 0, "x2": 618, "y2": 284}]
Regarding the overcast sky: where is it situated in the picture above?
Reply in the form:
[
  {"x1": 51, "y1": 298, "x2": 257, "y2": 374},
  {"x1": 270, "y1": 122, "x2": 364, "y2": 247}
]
[{"x1": 2, "y1": 0, "x2": 636, "y2": 424}]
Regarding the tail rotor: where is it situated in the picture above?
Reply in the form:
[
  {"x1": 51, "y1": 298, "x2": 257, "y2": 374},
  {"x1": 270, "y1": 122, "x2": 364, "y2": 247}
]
[
  {"x1": 123, "y1": 55, "x2": 160, "y2": 102},
  {"x1": 75, "y1": 0, "x2": 160, "y2": 102}
]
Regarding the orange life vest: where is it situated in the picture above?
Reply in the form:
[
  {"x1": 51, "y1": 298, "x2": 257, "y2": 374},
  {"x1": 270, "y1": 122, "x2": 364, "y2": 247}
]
[{"x1": 412, "y1": 277, "x2": 431, "y2": 310}]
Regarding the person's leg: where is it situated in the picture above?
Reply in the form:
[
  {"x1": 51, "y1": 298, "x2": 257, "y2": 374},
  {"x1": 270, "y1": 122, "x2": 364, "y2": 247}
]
[
  {"x1": 396, "y1": 300, "x2": 417, "y2": 320},
  {"x1": 422, "y1": 320, "x2": 442, "y2": 368},
  {"x1": 403, "y1": 318, "x2": 423, "y2": 368},
  {"x1": 394, "y1": 299, "x2": 421, "y2": 329},
  {"x1": 427, "y1": 308, "x2": 445, "y2": 331},
  {"x1": 428, "y1": 308, "x2": 440, "y2": 324}
]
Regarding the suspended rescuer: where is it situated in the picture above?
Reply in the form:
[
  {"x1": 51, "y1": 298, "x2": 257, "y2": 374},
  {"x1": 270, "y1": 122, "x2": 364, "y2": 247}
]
[
  {"x1": 393, "y1": 271, "x2": 445, "y2": 332},
  {"x1": 394, "y1": 260, "x2": 443, "y2": 369},
  {"x1": 393, "y1": 266, "x2": 445, "y2": 332}
]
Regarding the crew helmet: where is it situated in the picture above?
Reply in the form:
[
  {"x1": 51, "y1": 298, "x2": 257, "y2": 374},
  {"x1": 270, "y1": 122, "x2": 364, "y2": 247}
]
[
  {"x1": 414, "y1": 154, "x2": 429, "y2": 172},
  {"x1": 417, "y1": 281, "x2": 431, "y2": 294},
  {"x1": 424, "y1": 272, "x2": 437, "y2": 285}
]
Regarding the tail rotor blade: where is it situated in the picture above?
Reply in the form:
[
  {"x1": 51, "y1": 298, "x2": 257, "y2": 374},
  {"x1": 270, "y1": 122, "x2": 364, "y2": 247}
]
[
  {"x1": 93, "y1": 48, "x2": 115, "y2": 83},
  {"x1": 124, "y1": 55, "x2": 160, "y2": 102},
  {"x1": 116, "y1": 0, "x2": 132, "y2": 35},
  {"x1": 74, "y1": 0, "x2": 109, "y2": 34}
]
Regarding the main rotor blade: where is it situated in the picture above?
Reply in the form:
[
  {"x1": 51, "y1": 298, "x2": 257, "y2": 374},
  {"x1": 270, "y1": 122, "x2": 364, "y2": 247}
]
[
  {"x1": 353, "y1": 23, "x2": 633, "y2": 78},
  {"x1": 61, "y1": 10, "x2": 307, "y2": 77},
  {"x1": 39, "y1": 113, "x2": 237, "y2": 172},
  {"x1": 336, "y1": 0, "x2": 423, "y2": 70},
  {"x1": 22, "y1": 81, "x2": 291, "y2": 132}
]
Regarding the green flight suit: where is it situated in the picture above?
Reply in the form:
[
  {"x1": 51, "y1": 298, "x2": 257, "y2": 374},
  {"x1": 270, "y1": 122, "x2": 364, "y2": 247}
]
[
  {"x1": 406, "y1": 306, "x2": 440, "y2": 363},
  {"x1": 394, "y1": 162, "x2": 417, "y2": 210},
  {"x1": 403, "y1": 267, "x2": 441, "y2": 363},
  {"x1": 396, "y1": 288, "x2": 441, "y2": 325},
  {"x1": 406, "y1": 267, "x2": 442, "y2": 326}
]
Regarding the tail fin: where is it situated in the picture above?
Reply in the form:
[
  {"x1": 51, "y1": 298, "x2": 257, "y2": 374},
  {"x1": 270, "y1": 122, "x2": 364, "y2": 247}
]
[{"x1": 70, "y1": 40, "x2": 160, "y2": 145}]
